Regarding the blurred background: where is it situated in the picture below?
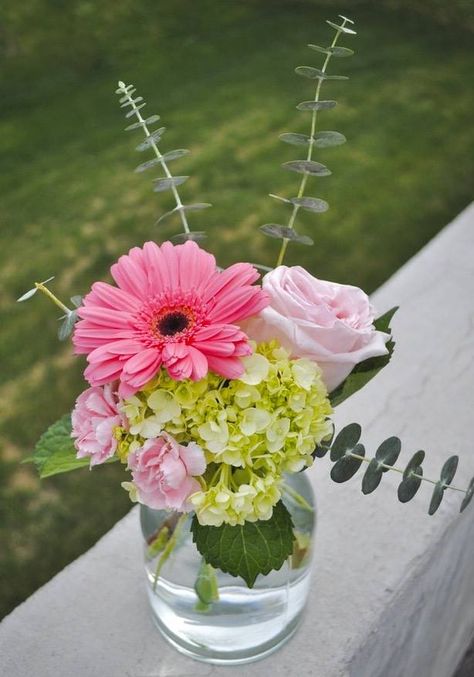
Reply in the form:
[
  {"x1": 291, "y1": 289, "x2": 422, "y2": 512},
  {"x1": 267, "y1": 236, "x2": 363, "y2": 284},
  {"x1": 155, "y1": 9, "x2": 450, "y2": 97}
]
[{"x1": 0, "y1": 0, "x2": 473, "y2": 620}]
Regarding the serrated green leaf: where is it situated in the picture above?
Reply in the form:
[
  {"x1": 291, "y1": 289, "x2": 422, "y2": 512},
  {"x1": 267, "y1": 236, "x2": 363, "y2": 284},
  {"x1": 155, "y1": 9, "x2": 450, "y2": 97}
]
[
  {"x1": 375, "y1": 436, "x2": 401, "y2": 470},
  {"x1": 297, "y1": 100, "x2": 337, "y2": 111},
  {"x1": 290, "y1": 196, "x2": 329, "y2": 213},
  {"x1": 331, "y1": 443, "x2": 365, "y2": 482},
  {"x1": 460, "y1": 478, "x2": 474, "y2": 512},
  {"x1": 329, "y1": 307, "x2": 398, "y2": 406},
  {"x1": 330, "y1": 423, "x2": 361, "y2": 461},
  {"x1": 33, "y1": 415, "x2": 88, "y2": 477},
  {"x1": 362, "y1": 458, "x2": 384, "y2": 494},
  {"x1": 191, "y1": 501, "x2": 294, "y2": 588},
  {"x1": 260, "y1": 224, "x2": 313, "y2": 245},
  {"x1": 428, "y1": 482, "x2": 445, "y2": 515},
  {"x1": 282, "y1": 160, "x2": 331, "y2": 176}
]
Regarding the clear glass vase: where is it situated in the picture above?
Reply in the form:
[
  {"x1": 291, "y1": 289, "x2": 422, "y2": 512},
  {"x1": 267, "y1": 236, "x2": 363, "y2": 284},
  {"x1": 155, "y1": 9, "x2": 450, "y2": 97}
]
[{"x1": 140, "y1": 472, "x2": 316, "y2": 665}]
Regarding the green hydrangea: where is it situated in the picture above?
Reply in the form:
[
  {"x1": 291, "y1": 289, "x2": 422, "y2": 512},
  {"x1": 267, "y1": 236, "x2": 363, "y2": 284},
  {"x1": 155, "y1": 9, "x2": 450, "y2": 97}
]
[{"x1": 120, "y1": 341, "x2": 333, "y2": 526}]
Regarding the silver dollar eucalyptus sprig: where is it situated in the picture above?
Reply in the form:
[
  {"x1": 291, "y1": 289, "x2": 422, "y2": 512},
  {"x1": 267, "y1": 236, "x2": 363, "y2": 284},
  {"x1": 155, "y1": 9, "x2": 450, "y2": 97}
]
[
  {"x1": 17, "y1": 277, "x2": 81, "y2": 341},
  {"x1": 261, "y1": 15, "x2": 356, "y2": 266},
  {"x1": 116, "y1": 81, "x2": 211, "y2": 243},
  {"x1": 315, "y1": 423, "x2": 474, "y2": 515}
]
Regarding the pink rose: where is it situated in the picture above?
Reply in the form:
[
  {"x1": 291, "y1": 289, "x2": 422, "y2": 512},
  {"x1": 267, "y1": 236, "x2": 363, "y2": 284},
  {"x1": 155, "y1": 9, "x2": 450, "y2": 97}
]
[
  {"x1": 71, "y1": 384, "x2": 123, "y2": 466},
  {"x1": 128, "y1": 433, "x2": 206, "y2": 511},
  {"x1": 246, "y1": 266, "x2": 390, "y2": 392}
]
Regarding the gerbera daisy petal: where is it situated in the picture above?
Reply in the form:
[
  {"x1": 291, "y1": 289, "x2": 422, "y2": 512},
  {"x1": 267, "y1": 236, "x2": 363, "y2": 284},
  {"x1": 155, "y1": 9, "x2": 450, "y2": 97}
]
[{"x1": 206, "y1": 355, "x2": 246, "y2": 379}]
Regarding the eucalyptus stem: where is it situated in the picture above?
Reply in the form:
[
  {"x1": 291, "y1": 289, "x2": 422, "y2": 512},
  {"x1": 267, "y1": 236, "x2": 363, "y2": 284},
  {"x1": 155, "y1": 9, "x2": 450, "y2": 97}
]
[
  {"x1": 276, "y1": 18, "x2": 349, "y2": 268},
  {"x1": 347, "y1": 452, "x2": 467, "y2": 496},
  {"x1": 117, "y1": 81, "x2": 191, "y2": 234},
  {"x1": 35, "y1": 281, "x2": 71, "y2": 315}
]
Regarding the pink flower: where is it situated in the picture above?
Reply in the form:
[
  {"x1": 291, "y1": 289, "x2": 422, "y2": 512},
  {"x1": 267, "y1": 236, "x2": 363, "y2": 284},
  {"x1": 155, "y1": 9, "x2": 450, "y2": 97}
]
[
  {"x1": 245, "y1": 266, "x2": 390, "y2": 392},
  {"x1": 71, "y1": 385, "x2": 123, "y2": 467},
  {"x1": 128, "y1": 433, "x2": 206, "y2": 511},
  {"x1": 73, "y1": 240, "x2": 268, "y2": 397}
]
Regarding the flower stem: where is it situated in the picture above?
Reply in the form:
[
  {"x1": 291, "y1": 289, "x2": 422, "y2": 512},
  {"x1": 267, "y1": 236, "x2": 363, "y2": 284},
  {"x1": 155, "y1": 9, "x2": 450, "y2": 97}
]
[
  {"x1": 119, "y1": 83, "x2": 191, "y2": 235},
  {"x1": 35, "y1": 281, "x2": 71, "y2": 315},
  {"x1": 152, "y1": 513, "x2": 188, "y2": 592},
  {"x1": 282, "y1": 481, "x2": 314, "y2": 512},
  {"x1": 276, "y1": 18, "x2": 349, "y2": 268}
]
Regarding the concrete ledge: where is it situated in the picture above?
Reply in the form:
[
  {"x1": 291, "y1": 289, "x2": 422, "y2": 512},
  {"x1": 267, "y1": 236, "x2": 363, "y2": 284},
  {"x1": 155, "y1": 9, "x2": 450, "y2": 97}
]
[{"x1": 1, "y1": 203, "x2": 474, "y2": 677}]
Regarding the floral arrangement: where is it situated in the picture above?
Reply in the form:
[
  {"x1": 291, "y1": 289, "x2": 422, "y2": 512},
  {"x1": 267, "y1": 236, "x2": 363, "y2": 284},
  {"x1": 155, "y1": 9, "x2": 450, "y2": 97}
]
[{"x1": 19, "y1": 15, "x2": 474, "y2": 590}]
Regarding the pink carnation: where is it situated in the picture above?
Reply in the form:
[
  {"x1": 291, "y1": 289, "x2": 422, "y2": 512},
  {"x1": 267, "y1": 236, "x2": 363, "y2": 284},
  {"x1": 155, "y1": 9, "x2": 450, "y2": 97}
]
[
  {"x1": 128, "y1": 433, "x2": 206, "y2": 511},
  {"x1": 73, "y1": 240, "x2": 269, "y2": 398},
  {"x1": 71, "y1": 385, "x2": 123, "y2": 467}
]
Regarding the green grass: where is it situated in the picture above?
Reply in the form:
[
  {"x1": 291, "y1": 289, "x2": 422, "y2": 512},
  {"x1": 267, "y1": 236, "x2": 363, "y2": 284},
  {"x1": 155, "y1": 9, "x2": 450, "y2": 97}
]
[{"x1": 1, "y1": 1, "x2": 473, "y2": 619}]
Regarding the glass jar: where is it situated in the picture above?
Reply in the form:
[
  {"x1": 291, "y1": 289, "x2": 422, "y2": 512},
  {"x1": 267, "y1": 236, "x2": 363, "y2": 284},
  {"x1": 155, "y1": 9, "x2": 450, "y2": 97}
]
[{"x1": 140, "y1": 471, "x2": 316, "y2": 665}]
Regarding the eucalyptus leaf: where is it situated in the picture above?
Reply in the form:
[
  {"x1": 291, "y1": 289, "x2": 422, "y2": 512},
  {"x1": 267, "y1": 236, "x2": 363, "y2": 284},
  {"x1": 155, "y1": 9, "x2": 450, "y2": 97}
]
[
  {"x1": 313, "y1": 424, "x2": 334, "y2": 459},
  {"x1": 70, "y1": 295, "x2": 83, "y2": 308},
  {"x1": 440, "y1": 455, "x2": 459, "y2": 485},
  {"x1": 135, "y1": 127, "x2": 166, "y2": 151},
  {"x1": 339, "y1": 14, "x2": 355, "y2": 24},
  {"x1": 279, "y1": 133, "x2": 311, "y2": 147},
  {"x1": 58, "y1": 311, "x2": 77, "y2": 341},
  {"x1": 330, "y1": 423, "x2": 361, "y2": 462},
  {"x1": 125, "y1": 103, "x2": 145, "y2": 118},
  {"x1": 362, "y1": 458, "x2": 384, "y2": 494},
  {"x1": 161, "y1": 148, "x2": 190, "y2": 162},
  {"x1": 135, "y1": 157, "x2": 163, "y2": 173},
  {"x1": 17, "y1": 288, "x2": 37, "y2": 302},
  {"x1": 375, "y1": 436, "x2": 401, "y2": 470},
  {"x1": 191, "y1": 501, "x2": 295, "y2": 588},
  {"x1": 153, "y1": 176, "x2": 189, "y2": 192},
  {"x1": 330, "y1": 46, "x2": 354, "y2": 57},
  {"x1": 428, "y1": 482, "x2": 445, "y2": 515},
  {"x1": 326, "y1": 20, "x2": 357, "y2": 34},
  {"x1": 329, "y1": 307, "x2": 398, "y2": 407},
  {"x1": 398, "y1": 450, "x2": 425, "y2": 503},
  {"x1": 125, "y1": 114, "x2": 160, "y2": 131},
  {"x1": 307, "y1": 44, "x2": 331, "y2": 55},
  {"x1": 297, "y1": 100, "x2": 337, "y2": 111},
  {"x1": 171, "y1": 231, "x2": 208, "y2": 243},
  {"x1": 314, "y1": 131, "x2": 346, "y2": 148},
  {"x1": 331, "y1": 443, "x2": 365, "y2": 482},
  {"x1": 290, "y1": 196, "x2": 329, "y2": 213},
  {"x1": 282, "y1": 160, "x2": 331, "y2": 176},
  {"x1": 260, "y1": 224, "x2": 313, "y2": 245},
  {"x1": 460, "y1": 478, "x2": 474, "y2": 512},
  {"x1": 295, "y1": 66, "x2": 327, "y2": 80}
]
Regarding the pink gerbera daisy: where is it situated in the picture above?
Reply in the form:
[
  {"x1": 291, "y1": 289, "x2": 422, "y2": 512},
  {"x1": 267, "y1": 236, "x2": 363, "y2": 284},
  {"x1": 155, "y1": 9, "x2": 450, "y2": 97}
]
[{"x1": 73, "y1": 240, "x2": 268, "y2": 397}]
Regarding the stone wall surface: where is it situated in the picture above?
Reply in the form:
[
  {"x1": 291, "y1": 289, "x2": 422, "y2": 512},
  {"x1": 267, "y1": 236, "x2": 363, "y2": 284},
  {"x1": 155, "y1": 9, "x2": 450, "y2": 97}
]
[{"x1": 1, "y1": 203, "x2": 473, "y2": 677}]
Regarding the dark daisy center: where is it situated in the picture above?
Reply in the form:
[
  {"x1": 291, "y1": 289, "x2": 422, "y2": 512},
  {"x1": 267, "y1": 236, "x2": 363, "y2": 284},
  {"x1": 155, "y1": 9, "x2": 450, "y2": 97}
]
[{"x1": 157, "y1": 311, "x2": 190, "y2": 336}]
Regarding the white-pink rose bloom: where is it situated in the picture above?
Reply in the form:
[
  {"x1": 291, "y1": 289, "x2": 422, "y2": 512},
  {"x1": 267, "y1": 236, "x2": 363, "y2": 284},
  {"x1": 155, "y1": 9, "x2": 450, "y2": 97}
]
[
  {"x1": 71, "y1": 384, "x2": 123, "y2": 467},
  {"x1": 245, "y1": 266, "x2": 390, "y2": 392},
  {"x1": 128, "y1": 433, "x2": 206, "y2": 511}
]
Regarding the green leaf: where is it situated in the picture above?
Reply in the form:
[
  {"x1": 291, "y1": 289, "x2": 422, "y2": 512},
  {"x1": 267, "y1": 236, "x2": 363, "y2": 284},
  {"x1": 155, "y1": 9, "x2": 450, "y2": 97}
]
[
  {"x1": 260, "y1": 224, "x2": 313, "y2": 246},
  {"x1": 397, "y1": 450, "x2": 425, "y2": 503},
  {"x1": 361, "y1": 458, "x2": 384, "y2": 494},
  {"x1": 330, "y1": 423, "x2": 361, "y2": 461},
  {"x1": 313, "y1": 131, "x2": 346, "y2": 148},
  {"x1": 290, "y1": 196, "x2": 329, "y2": 213},
  {"x1": 329, "y1": 306, "x2": 398, "y2": 407},
  {"x1": 282, "y1": 160, "x2": 331, "y2": 176},
  {"x1": 313, "y1": 424, "x2": 334, "y2": 459},
  {"x1": 296, "y1": 100, "x2": 337, "y2": 111},
  {"x1": 58, "y1": 311, "x2": 77, "y2": 341},
  {"x1": 460, "y1": 478, "x2": 474, "y2": 512},
  {"x1": 32, "y1": 415, "x2": 90, "y2": 478},
  {"x1": 330, "y1": 443, "x2": 365, "y2": 482},
  {"x1": 191, "y1": 501, "x2": 295, "y2": 588}
]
